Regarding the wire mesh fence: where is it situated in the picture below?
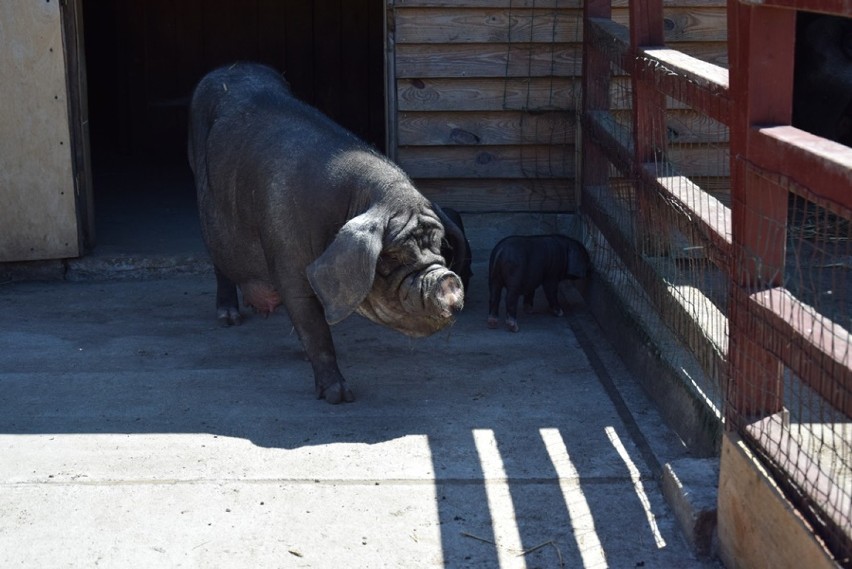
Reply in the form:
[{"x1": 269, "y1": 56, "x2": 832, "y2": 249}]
[{"x1": 577, "y1": 9, "x2": 852, "y2": 562}]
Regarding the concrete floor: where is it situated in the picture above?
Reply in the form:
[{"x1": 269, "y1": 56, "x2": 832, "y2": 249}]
[{"x1": 0, "y1": 156, "x2": 723, "y2": 568}]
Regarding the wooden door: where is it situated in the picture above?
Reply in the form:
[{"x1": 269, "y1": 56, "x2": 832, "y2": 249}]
[{"x1": 0, "y1": 1, "x2": 89, "y2": 262}]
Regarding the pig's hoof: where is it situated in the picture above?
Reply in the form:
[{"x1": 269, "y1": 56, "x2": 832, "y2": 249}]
[
  {"x1": 217, "y1": 306, "x2": 242, "y2": 326},
  {"x1": 317, "y1": 382, "x2": 356, "y2": 404},
  {"x1": 506, "y1": 319, "x2": 519, "y2": 333},
  {"x1": 487, "y1": 316, "x2": 499, "y2": 329},
  {"x1": 552, "y1": 307, "x2": 564, "y2": 317}
]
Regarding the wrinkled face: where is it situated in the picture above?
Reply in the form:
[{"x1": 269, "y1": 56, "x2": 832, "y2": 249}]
[{"x1": 356, "y1": 206, "x2": 464, "y2": 337}]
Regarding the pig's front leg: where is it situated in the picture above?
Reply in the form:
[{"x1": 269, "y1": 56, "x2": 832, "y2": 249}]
[
  {"x1": 279, "y1": 283, "x2": 355, "y2": 404},
  {"x1": 215, "y1": 266, "x2": 242, "y2": 326}
]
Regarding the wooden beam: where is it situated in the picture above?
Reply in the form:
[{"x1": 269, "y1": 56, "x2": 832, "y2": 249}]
[
  {"x1": 726, "y1": 1, "x2": 796, "y2": 422},
  {"x1": 737, "y1": 0, "x2": 851, "y2": 15},
  {"x1": 744, "y1": 287, "x2": 852, "y2": 419},
  {"x1": 750, "y1": 126, "x2": 852, "y2": 211},
  {"x1": 581, "y1": 0, "x2": 612, "y2": 191},
  {"x1": 586, "y1": 17, "x2": 731, "y2": 124}
]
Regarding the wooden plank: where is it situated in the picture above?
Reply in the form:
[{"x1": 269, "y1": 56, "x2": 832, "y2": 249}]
[
  {"x1": 0, "y1": 1, "x2": 80, "y2": 261},
  {"x1": 613, "y1": 8, "x2": 728, "y2": 42},
  {"x1": 749, "y1": 126, "x2": 852, "y2": 211},
  {"x1": 743, "y1": 415, "x2": 852, "y2": 562},
  {"x1": 745, "y1": 287, "x2": 852, "y2": 419},
  {"x1": 415, "y1": 178, "x2": 576, "y2": 212},
  {"x1": 397, "y1": 145, "x2": 575, "y2": 178},
  {"x1": 396, "y1": 77, "x2": 581, "y2": 111},
  {"x1": 647, "y1": 169, "x2": 732, "y2": 270},
  {"x1": 398, "y1": 111, "x2": 576, "y2": 146},
  {"x1": 396, "y1": 76, "x2": 718, "y2": 113},
  {"x1": 395, "y1": 43, "x2": 581, "y2": 78},
  {"x1": 738, "y1": 0, "x2": 851, "y2": 16},
  {"x1": 612, "y1": 109, "x2": 729, "y2": 144},
  {"x1": 62, "y1": 0, "x2": 94, "y2": 251},
  {"x1": 666, "y1": 42, "x2": 728, "y2": 68},
  {"x1": 394, "y1": 7, "x2": 726, "y2": 44},
  {"x1": 718, "y1": 432, "x2": 840, "y2": 569},
  {"x1": 393, "y1": 0, "x2": 728, "y2": 7},
  {"x1": 394, "y1": 7, "x2": 581, "y2": 44},
  {"x1": 394, "y1": 0, "x2": 581, "y2": 7}
]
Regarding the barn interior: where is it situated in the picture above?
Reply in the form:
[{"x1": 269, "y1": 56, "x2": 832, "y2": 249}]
[{"x1": 81, "y1": 0, "x2": 385, "y2": 256}]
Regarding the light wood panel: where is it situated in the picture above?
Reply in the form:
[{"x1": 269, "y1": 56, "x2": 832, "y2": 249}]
[{"x1": 0, "y1": 1, "x2": 80, "y2": 261}]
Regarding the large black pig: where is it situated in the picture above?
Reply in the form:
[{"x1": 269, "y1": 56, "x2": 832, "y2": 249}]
[
  {"x1": 487, "y1": 234, "x2": 590, "y2": 332},
  {"x1": 188, "y1": 63, "x2": 466, "y2": 403}
]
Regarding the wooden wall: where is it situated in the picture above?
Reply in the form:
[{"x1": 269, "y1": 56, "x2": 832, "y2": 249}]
[{"x1": 387, "y1": 0, "x2": 729, "y2": 213}]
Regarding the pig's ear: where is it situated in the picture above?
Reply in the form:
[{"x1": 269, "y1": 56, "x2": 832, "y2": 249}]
[{"x1": 307, "y1": 212, "x2": 386, "y2": 324}]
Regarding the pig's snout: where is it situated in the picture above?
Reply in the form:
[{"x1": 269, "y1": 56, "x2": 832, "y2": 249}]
[
  {"x1": 401, "y1": 265, "x2": 464, "y2": 318},
  {"x1": 435, "y1": 272, "x2": 464, "y2": 317}
]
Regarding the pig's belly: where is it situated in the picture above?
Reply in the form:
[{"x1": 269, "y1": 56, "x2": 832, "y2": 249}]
[{"x1": 207, "y1": 242, "x2": 281, "y2": 315}]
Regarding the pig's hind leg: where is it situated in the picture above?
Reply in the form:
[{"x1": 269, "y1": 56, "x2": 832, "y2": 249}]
[
  {"x1": 215, "y1": 266, "x2": 242, "y2": 326},
  {"x1": 542, "y1": 279, "x2": 564, "y2": 317},
  {"x1": 503, "y1": 286, "x2": 521, "y2": 332},
  {"x1": 523, "y1": 290, "x2": 535, "y2": 314},
  {"x1": 487, "y1": 270, "x2": 504, "y2": 329}
]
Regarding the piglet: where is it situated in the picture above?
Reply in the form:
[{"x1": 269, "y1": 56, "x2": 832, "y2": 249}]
[{"x1": 487, "y1": 234, "x2": 590, "y2": 332}]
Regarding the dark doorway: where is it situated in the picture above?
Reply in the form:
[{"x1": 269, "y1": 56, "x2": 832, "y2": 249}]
[{"x1": 81, "y1": 0, "x2": 386, "y2": 256}]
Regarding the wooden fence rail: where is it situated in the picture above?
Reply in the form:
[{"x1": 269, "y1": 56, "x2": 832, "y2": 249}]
[{"x1": 581, "y1": 0, "x2": 852, "y2": 559}]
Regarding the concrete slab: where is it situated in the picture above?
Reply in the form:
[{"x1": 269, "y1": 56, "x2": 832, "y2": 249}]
[{"x1": 0, "y1": 262, "x2": 722, "y2": 568}]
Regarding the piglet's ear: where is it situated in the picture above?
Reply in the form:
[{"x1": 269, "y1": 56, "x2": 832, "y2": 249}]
[{"x1": 307, "y1": 212, "x2": 386, "y2": 325}]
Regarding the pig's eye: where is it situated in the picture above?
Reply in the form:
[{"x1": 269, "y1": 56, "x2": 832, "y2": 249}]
[
  {"x1": 377, "y1": 250, "x2": 409, "y2": 276},
  {"x1": 418, "y1": 231, "x2": 441, "y2": 255},
  {"x1": 376, "y1": 254, "x2": 394, "y2": 276}
]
